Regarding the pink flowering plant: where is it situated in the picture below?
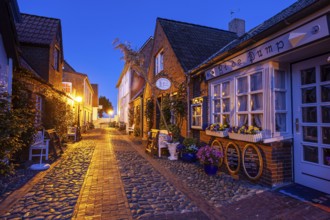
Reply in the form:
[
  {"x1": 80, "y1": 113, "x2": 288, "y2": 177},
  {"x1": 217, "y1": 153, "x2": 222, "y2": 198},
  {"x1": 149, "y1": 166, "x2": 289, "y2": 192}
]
[{"x1": 196, "y1": 145, "x2": 223, "y2": 166}]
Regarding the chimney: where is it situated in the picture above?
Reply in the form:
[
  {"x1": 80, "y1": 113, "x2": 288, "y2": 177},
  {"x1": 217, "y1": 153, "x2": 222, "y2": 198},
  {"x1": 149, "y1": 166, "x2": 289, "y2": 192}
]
[{"x1": 229, "y1": 18, "x2": 245, "y2": 37}]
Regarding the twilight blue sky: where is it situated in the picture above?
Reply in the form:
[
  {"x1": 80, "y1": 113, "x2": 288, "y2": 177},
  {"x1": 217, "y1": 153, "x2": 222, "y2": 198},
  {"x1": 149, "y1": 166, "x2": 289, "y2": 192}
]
[{"x1": 18, "y1": 0, "x2": 296, "y2": 111}]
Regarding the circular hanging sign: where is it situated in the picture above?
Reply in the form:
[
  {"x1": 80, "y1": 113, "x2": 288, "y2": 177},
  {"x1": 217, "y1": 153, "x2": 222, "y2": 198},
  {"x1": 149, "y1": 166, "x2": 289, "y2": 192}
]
[
  {"x1": 242, "y1": 144, "x2": 263, "y2": 181},
  {"x1": 156, "y1": 78, "x2": 171, "y2": 90},
  {"x1": 225, "y1": 142, "x2": 241, "y2": 175}
]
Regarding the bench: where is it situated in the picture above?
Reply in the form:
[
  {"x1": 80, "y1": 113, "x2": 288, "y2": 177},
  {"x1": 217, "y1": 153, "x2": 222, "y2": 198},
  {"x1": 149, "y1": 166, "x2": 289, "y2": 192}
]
[
  {"x1": 127, "y1": 124, "x2": 135, "y2": 135},
  {"x1": 29, "y1": 130, "x2": 50, "y2": 161},
  {"x1": 145, "y1": 129, "x2": 171, "y2": 157},
  {"x1": 45, "y1": 129, "x2": 64, "y2": 158}
]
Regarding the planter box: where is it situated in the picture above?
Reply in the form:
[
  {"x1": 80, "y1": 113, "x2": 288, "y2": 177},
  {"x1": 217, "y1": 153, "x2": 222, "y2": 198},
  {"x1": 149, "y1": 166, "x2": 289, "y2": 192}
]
[
  {"x1": 205, "y1": 129, "x2": 228, "y2": 137},
  {"x1": 228, "y1": 132, "x2": 263, "y2": 143}
]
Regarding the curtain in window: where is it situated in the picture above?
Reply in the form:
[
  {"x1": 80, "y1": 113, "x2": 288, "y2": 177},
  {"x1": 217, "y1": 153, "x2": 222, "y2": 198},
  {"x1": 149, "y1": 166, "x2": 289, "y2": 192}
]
[
  {"x1": 237, "y1": 77, "x2": 248, "y2": 94},
  {"x1": 238, "y1": 95, "x2": 247, "y2": 111},
  {"x1": 276, "y1": 113, "x2": 286, "y2": 132},
  {"x1": 251, "y1": 72, "x2": 262, "y2": 91},
  {"x1": 252, "y1": 114, "x2": 263, "y2": 128},
  {"x1": 238, "y1": 114, "x2": 247, "y2": 127},
  {"x1": 275, "y1": 92, "x2": 286, "y2": 110},
  {"x1": 251, "y1": 93, "x2": 263, "y2": 111}
]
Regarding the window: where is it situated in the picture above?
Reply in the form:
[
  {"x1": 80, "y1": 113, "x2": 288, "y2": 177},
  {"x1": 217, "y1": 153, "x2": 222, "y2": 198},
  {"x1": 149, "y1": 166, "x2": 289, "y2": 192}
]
[
  {"x1": 274, "y1": 70, "x2": 287, "y2": 132},
  {"x1": 155, "y1": 50, "x2": 164, "y2": 74},
  {"x1": 236, "y1": 72, "x2": 263, "y2": 128},
  {"x1": 62, "y1": 82, "x2": 72, "y2": 94},
  {"x1": 212, "y1": 81, "x2": 230, "y2": 125},
  {"x1": 54, "y1": 47, "x2": 60, "y2": 71},
  {"x1": 191, "y1": 97, "x2": 203, "y2": 129}
]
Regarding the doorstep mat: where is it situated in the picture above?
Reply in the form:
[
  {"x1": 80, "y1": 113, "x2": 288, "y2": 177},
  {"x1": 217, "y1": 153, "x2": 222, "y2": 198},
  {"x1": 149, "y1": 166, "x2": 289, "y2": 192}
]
[{"x1": 278, "y1": 183, "x2": 330, "y2": 210}]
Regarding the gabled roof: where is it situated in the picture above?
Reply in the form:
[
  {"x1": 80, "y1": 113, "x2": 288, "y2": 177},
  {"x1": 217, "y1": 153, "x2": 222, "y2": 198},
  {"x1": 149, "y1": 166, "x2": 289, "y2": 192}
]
[
  {"x1": 192, "y1": 0, "x2": 326, "y2": 72},
  {"x1": 15, "y1": 13, "x2": 60, "y2": 45},
  {"x1": 157, "y1": 18, "x2": 238, "y2": 72}
]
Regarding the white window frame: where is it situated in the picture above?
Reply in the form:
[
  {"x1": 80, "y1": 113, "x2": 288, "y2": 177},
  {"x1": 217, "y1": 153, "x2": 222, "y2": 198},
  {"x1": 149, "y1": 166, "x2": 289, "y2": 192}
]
[
  {"x1": 208, "y1": 63, "x2": 291, "y2": 142},
  {"x1": 62, "y1": 82, "x2": 72, "y2": 94},
  {"x1": 155, "y1": 50, "x2": 164, "y2": 74},
  {"x1": 191, "y1": 97, "x2": 203, "y2": 129},
  {"x1": 211, "y1": 81, "x2": 231, "y2": 125},
  {"x1": 235, "y1": 70, "x2": 264, "y2": 129}
]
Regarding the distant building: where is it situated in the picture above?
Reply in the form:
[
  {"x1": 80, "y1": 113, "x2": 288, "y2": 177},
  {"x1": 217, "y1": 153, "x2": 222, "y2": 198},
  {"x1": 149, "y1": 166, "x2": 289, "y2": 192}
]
[
  {"x1": 63, "y1": 61, "x2": 94, "y2": 131},
  {"x1": 91, "y1": 84, "x2": 99, "y2": 121}
]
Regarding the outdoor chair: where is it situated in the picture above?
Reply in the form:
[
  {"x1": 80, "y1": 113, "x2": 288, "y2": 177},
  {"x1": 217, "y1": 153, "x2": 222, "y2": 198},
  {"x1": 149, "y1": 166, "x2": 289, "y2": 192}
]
[
  {"x1": 67, "y1": 126, "x2": 77, "y2": 142},
  {"x1": 158, "y1": 130, "x2": 171, "y2": 158},
  {"x1": 127, "y1": 124, "x2": 135, "y2": 135},
  {"x1": 29, "y1": 129, "x2": 50, "y2": 161}
]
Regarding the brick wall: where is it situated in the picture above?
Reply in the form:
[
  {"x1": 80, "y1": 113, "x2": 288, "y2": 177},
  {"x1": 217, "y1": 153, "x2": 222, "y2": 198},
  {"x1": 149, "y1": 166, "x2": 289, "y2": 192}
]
[
  {"x1": 200, "y1": 133, "x2": 293, "y2": 187},
  {"x1": 143, "y1": 21, "x2": 187, "y2": 138}
]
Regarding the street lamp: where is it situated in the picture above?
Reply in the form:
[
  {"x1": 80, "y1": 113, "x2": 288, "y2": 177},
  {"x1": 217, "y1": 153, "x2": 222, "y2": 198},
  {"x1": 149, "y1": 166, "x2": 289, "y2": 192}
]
[{"x1": 76, "y1": 96, "x2": 82, "y2": 140}]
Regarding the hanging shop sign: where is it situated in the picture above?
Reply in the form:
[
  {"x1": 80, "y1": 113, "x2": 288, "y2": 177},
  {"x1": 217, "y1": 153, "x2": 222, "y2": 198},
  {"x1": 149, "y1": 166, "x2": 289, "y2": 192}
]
[
  {"x1": 225, "y1": 142, "x2": 241, "y2": 175},
  {"x1": 156, "y1": 77, "x2": 171, "y2": 90},
  {"x1": 242, "y1": 144, "x2": 263, "y2": 180},
  {"x1": 205, "y1": 15, "x2": 330, "y2": 80}
]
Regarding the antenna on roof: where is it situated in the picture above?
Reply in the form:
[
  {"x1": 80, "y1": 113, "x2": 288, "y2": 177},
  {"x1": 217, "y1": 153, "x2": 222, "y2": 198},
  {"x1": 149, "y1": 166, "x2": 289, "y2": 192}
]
[{"x1": 230, "y1": 9, "x2": 240, "y2": 18}]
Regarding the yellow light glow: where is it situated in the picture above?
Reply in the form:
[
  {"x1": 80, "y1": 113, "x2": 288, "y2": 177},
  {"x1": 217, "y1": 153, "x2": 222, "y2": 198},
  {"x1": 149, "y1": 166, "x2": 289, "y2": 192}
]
[
  {"x1": 108, "y1": 110, "x2": 114, "y2": 115},
  {"x1": 76, "y1": 96, "x2": 82, "y2": 103}
]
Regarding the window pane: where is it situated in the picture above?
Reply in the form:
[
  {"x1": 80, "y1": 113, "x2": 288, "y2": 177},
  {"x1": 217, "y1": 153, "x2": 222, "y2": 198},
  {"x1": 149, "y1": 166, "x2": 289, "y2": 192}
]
[
  {"x1": 238, "y1": 114, "x2": 247, "y2": 127},
  {"x1": 213, "y1": 114, "x2": 221, "y2": 123},
  {"x1": 214, "y1": 84, "x2": 220, "y2": 97},
  {"x1": 322, "y1": 106, "x2": 330, "y2": 123},
  {"x1": 222, "y1": 98, "x2": 230, "y2": 112},
  {"x1": 301, "y1": 87, "x2": 316, "y2": 103},
  {"x1": 321, "y1": 64, "x2": 330, "y2": 82},
  {"x1": 323, "y1": 148, "x2": 330, "y2": 166},
  {"x1": 237, "y1": 95, "x2": 247, "y2": 111},
  {"x1": 214, "y1": 100, "x2": 221, "y2": 113},
  {"x1": 237, "y1": 77, "x2": 248, "y2": 94},
  {"x1": 302, "y1": 107, "x2": 317, "y2": 123},
  {"x1": 303, "y1": 145, "x2": 318, "y2": 163},
  {"x1": 251, "y1": 93, "x2": 263, "y2": 111},
  {"x1": 222, "y1": 114, "x2": 230, "y2": 125},
  {"x1": 251, "y1": 114, "x2": 263, "y2": 128},
  {"x1": 275, "y1": 113, "x2": 286, "y2": 132},
  {"x1": 275, "y1": 70, "x2": 285, "y2": 89},
  {"x1": 303, "y1": 126, "x2": 318, "y2": 143},
  {"x1": 251, "y1": 72, "x2": 262, "y2": 91},
  {"x1": 301, "y1": 68, "x2": 316, "y2": 85},
  {"x1": 321, "y1": 85, "x2": 330, "y2": 102},
  {"x1": 275, "y1": 92, "x2": 286, "y2": 110},
  {"x1": 322, "y1": 127, "x2": 330, "y2": 144},
  {"x1": 222, "y1": 82, "x2": 230, "y2": 96}
]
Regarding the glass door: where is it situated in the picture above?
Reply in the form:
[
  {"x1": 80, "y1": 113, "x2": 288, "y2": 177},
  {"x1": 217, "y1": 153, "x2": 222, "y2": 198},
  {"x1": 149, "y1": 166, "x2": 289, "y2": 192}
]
[{"x1": 292, "y1": 54, "x2": 330, "y2": 194}]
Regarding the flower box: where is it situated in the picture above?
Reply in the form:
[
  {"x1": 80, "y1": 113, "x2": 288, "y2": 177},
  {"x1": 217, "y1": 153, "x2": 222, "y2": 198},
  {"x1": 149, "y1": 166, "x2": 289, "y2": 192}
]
[
  {"x1": 205, "y1": 129, "x2": 228, "y2": 137},
  {"x1": 228, "y1": 132, "x2": 263, "y2": 143}
]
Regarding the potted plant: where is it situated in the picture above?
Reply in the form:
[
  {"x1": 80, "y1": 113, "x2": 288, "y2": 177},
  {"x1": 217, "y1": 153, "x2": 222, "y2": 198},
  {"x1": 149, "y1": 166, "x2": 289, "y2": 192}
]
[
  {"x1": 205, "y1": 123, "x2": 229, "y2": 137},
  {"x1": 197, "y1": 145, "x2": 223, "y2": 175},
  {"x1": 177, "y1": 137, "x2": 199, "y2": 162},
  {"x1": 228, "y1": 125, "x2": 263, "y2": 143}
]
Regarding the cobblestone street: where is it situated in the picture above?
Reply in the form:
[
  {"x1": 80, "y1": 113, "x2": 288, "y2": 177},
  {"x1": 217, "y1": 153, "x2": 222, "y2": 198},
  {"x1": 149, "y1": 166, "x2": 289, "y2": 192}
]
[{"x1": 0, "y1": 128, "x2": 329, "y2": 220}]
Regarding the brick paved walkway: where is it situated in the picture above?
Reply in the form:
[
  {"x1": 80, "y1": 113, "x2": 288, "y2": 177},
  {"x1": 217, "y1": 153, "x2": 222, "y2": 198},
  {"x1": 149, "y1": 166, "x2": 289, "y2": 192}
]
[
  {"x1": 72, "y1": 129, "x2": 132, "y2": 220},
  {"x1": 0, "y1": 128, "x2": 329, "y2": 220}
]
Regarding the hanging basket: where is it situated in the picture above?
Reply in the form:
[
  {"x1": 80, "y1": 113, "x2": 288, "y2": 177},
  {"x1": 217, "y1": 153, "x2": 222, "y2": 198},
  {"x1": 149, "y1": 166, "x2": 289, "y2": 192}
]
[
  {"x1": 205, "y1": 129, "x2": 228, "y2": 137},
  {"x1": 228, "y1": 132, "x2": 263, "y2": 143}
]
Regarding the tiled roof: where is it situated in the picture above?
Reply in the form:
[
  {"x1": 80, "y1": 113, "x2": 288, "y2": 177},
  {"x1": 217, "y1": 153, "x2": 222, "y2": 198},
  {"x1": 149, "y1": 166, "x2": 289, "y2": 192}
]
[
  {"x1": 15, "y1": 13, "x2": 60, "y2": 45},
  {"x1": 158, "y1": 18, "x2": 237, "y2": 72},
  {"x1": 194, "y1": 0, "x2": 320, "y2": 71}
]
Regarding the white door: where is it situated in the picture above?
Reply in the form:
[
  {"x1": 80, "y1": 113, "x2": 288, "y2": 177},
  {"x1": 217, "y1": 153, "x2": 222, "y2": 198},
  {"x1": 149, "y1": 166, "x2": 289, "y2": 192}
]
[{"x1": 292, "y1": 54, "x2": 330, "y2": 194}]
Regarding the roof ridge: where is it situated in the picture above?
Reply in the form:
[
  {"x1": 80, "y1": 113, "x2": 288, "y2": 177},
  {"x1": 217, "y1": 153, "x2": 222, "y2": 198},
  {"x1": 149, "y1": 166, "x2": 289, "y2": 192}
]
[
  {"x1": 21, "y1": 13, "x2": 60, "y2": 21},
  {"x1": 157, "y1": 17, "x2": 235, "y2": 34}
]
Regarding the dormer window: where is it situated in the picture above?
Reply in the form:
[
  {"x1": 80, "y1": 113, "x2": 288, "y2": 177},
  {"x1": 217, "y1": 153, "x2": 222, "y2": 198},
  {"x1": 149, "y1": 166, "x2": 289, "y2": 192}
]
[
  {"x1": 54, "y1": 47, "x2": 60, "y2": 71},
  {"x1": 155, "y1": 50, "x2": 164, "y2": 74}
]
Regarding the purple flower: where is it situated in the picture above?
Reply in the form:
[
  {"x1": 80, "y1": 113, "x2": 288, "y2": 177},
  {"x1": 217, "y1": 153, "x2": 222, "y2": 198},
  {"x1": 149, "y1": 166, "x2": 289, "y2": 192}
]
[{"x1": 197, "y1": 145, "x2": 223, "y2": 166}]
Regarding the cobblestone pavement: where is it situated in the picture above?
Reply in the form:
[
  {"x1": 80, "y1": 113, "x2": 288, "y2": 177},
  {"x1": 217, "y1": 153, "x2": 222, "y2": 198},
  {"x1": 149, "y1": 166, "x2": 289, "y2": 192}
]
[
  {"x1": 0, "y1": 136, "x2": 95, "y2": 219},
  {"x1": 0, "y1": 128, "x2": 329, "y2": 220}
]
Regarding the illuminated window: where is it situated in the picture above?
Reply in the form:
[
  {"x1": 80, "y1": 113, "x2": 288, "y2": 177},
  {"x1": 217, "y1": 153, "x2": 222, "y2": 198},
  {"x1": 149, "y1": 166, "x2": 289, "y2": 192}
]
[{"x1": 155, "y1": 50, "x2": 164, "y2": 74}]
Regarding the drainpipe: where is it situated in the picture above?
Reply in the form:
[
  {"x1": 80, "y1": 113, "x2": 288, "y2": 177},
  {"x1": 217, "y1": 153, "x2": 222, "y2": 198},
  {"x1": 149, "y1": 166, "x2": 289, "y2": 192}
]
[{"x1": 186, "y1": 74, "x2": 191, "y2": 138}]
